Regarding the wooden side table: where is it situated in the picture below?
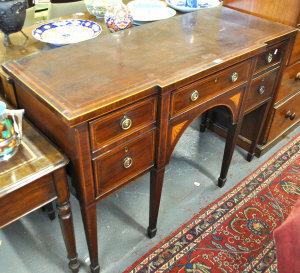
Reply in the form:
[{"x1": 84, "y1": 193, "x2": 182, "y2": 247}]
[{"x1": 0, "y1": 111, "x2": 80, "y2": 273}]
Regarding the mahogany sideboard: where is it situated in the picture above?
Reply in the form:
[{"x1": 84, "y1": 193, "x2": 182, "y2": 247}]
[
  {"x1": 2, "y1": 7, "x2": 297, "y2": 272},
  {"x1": 206, "y1": 0, "x2": 300, "y2": 158}
]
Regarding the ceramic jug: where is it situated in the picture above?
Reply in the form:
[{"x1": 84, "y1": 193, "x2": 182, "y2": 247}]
[{"x1": 0, "y1": 101, "x2": 24, "y2": 162}]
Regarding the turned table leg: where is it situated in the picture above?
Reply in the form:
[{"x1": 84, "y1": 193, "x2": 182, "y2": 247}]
[
  {"x1": 148, "y1": 167, "x2": 165, "y2": 238},
  {"x1": 53, "y1": 168, "x2": 80, "y2": 273},
  {"x1": 218, "y1": 123, "x2": 241, "y2": 188},
  {"x1": 80, "y1": 203, "x2": 100, "y2": 273}
]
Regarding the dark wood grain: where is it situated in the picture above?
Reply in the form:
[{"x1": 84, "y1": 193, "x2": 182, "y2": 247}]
[
  {"x1": 170, "y1": 60, "x2": 251, "y2": 117},
  {"x1": 289, "y1": 31, "x2": 300, "y2": 65},
  {"x1": 0, "y1": 174, "x2": 56, "y2": 228},
  {"x1": 0, "y1": 99, "x2": 79, "y2": 273},
  {"x1": 2, "y1": 7, "x2": 297, "y2": 272},
  {"x1": 89, "y1": 96, "x2": 156, "y2": 152},
  {"x1": 93, "y1": 129, "x2": 155, "y2": 196},
  {"x1": 275, "y1": 60, "x2": 300, "y2": 103},
  {"x1": 254, "y1": 42, "x2": 285, "y2": 73},
  {"x1": 221, "y1": 0, "x2": 300, "y2": 157},
  {"x1": 267, "y1": 91, "x2": 300, "y2": 141},
  {"x1": 3, "y1": 8, "x2": 296, "y2": 127},
  {"x1": 223, "y1": 0, "x2": 300, "y2": 27},
  {"x1": 245, "y1": 68, "x2": 279, "y2": 112}
]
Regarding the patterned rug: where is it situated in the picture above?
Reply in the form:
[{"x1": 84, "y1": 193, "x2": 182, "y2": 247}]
[{"x1": 124, "y1": 134, "x2": 300, "y2": 273}]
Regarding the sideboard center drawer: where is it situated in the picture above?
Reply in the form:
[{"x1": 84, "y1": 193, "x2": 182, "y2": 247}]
[
  {"x1": 170, "y1": 59, "x2": 251, "y2": 117},
  {"x1": 89, "y1": 96, "x2": 156, "y2": 152},
  {"x1": 93, "y1": 130, "x2": 155, "y2": 196}
]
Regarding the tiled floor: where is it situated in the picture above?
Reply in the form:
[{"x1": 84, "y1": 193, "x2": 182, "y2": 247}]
[{"x1": 0, "y1": 119, "x2": 299, "y2": 273}]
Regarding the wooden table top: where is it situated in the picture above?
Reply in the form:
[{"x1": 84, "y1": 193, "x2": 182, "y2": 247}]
[
  {"x1": 2, "y1": 7, "x2": 297, "y2": 127},
  {"x1": 0, "y1": 99, "x2": 67, "y2": 197}
]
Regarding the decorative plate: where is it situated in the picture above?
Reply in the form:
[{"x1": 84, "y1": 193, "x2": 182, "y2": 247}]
[
  {"x1": 128, "y1": 0, "x2": 176, "y2": 22},
  {"x1": 32, "y1": 19, "x2": 102, "y2": 46},
  {"x1": 166, "y1": 0, "x2": 220, "y2": 13}
]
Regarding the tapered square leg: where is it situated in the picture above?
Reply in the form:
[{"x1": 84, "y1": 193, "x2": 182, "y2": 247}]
[
  {"x1": 246, "y1": 104, "x2": 270, "y2": 162},
  {"x1": 80, "y1": 203, "x2": 100, "y2": 273},
  {"x1": 218, "y1": 123, "x2": 241, "y2": 188},
  {"x1": 148, "y1": 168, "x2": 165, "y2": 238}
]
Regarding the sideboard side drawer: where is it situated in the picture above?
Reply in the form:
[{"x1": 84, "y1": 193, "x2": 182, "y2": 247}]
[
  {"x1": 255, "y1": 42, "x2": 285, "y2": 73},
  {"x1": 93, "y1": 130, "x2": 155, "y2": 196},
  {"x1": 89, "y1": 96, "x2": 156, "y2": 152},
  {"x1": 267, "y1": 91, "x2": 300, "y2": 141},
  {"x1": 245, "y1": 68, "x2": 279, "y2": 112},
  {"x1": 170, "y1": 60, "x2": 251, "y2": 117},
  {"x1": 275, "y1": 60, "x2": 300, "y2": 103}
]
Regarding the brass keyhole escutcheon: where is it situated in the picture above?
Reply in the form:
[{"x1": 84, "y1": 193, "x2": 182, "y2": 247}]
[
  {"x1": 296, "y1": 72, "x2": 300, "y2": 81},
  {"x1": 120, "y1": 115, "x2": 132, "y2": 130},
  {"x1": 190, "y1": 90, "x2": 199, "y2": 102},
  {"x1": 231, "y1": 72, "x2": 238, "y2": 83},
  {"x1": 266, "y1": 52, "x2": 273, "y2": 64},
  {"x1": 258, "y1": 86, "x2": 265, "y2": 95},
  {"x1": 123, "y1": 156, "x2": 133, "y2": 168}
]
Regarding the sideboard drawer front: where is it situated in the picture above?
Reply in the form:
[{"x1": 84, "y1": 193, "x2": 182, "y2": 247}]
[
  {"x1": 93, "y1": 130, "x2": 155, "y2": 196},
  {"x1": 245, "y1": 68, "x2": 279, "y2": 112},
  {"x1": 89, "y1": 97, "x2": 156, "y2": 152},
  {"x1": 255, "y1": 43, "x2": 285, "y2": 73},
  {"x1": 267, "y1": 91, "x2": 300, "y2": 141},
  {"x1": 170, "y1": 60, "x2": 251, "y2": 117},
  {"x1": 276, "y1": 60, "x2": 300, "y2": 103}
]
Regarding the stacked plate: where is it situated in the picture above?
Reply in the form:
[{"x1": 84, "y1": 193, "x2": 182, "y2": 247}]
[{"x1": 127, "y1": 0, "x2": 176, "y2": 25}]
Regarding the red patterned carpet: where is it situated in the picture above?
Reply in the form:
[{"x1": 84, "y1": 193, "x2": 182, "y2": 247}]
[{"x1": 124, "y1": 135, "x2": 300, "y2": 273}]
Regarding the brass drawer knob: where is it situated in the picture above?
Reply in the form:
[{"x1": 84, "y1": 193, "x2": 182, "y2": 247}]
[
  {"x1": 123, "y1": 156, "x2": 133, "y2": 168},
  {"x1": 258, "y1": 85, "x2": 265, "y2": 95},
  {"x1": 190, "y1": 90, "x2": 199, "y2": 102},
  {"x1": 266, "y1": 52, "x2": 273, "y2": 64},
  {"x1": 296, "y1": 72, "x2": 300, "y2": 81},
  {"x1": 231, "y1": 72, "x2": 238, "y2": 83},
  {"x1": 120, "y1": 115, "x2": 132, "y2": 130},
  {"x1": 285, "y1": 110, "x2": 296, "y2": 120}
]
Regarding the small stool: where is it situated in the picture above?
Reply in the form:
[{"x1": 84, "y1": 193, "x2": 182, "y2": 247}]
[{"x1": 0, "y1": 118, "x2": 80, "y2": 273}]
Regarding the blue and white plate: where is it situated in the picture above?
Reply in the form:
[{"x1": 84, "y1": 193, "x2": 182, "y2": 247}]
[
  {"x1": 32, "y1": 19, "x2": 102, "y2": 46},
  {"x1": 166, "y1": 0, "x2": 220, "y2": 12}
]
